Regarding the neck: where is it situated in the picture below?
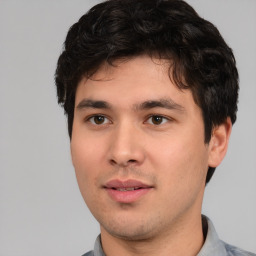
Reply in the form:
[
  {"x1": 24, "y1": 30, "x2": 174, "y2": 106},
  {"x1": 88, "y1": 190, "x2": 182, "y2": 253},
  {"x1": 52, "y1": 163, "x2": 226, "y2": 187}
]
[{"x1": 100, "y1": 213, "x2": 204, "y2": 256}]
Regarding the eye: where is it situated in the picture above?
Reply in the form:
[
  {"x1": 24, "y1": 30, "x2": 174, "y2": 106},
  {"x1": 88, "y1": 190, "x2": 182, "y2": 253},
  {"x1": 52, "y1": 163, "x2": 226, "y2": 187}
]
[
  {"x1": 146, "y1": 115, "x2": 168, "y2": 125},
  {"x1": 87, "y1": 115, "x2": 110, "y2": 125}
]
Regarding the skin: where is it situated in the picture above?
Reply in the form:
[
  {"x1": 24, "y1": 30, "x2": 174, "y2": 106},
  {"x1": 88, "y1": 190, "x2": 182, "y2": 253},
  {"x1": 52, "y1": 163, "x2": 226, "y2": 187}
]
[{"x1": 71, "y1": 56, "x2": 232, "y2": 256}]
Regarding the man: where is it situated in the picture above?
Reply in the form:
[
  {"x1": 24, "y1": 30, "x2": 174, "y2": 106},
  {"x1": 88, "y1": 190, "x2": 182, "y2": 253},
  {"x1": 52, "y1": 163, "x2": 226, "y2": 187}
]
[{"x1": 55, "y1": 0, "x2": 255, "y2": 255}]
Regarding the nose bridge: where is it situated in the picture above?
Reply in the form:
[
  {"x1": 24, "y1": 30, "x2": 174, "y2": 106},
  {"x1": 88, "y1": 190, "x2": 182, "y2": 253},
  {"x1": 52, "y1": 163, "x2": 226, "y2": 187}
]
[{"x1": 108, "y1": 119, "x2": 144, "y2": 166}]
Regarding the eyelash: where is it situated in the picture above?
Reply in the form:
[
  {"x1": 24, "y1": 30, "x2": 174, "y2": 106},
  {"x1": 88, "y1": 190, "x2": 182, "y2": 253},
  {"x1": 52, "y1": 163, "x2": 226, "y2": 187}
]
[
  {"x1": 145, "y1": 115, "x2": 169, "y2": 125},
  {"x1": 86, "y1": 115, "x2": 112, "y2": 125},
  {"x1": 85, "y1": 114, "x2": 172, "y2": 126}
]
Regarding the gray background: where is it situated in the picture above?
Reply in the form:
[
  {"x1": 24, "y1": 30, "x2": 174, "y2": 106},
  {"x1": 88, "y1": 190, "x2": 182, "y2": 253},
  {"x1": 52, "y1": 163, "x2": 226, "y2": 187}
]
[{"x1": 0, "y1": 0, "x2": 255, "y2": 255}]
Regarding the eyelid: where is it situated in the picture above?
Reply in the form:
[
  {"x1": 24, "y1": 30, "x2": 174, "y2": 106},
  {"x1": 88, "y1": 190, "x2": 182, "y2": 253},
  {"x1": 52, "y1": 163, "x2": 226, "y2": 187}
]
[
  {"x1": 85, "y1": 114, "x2": 112, "y2": 125},
  {"x1": 145, "y1": 114, "x2": 172, "y2": 125},
  {"x1": 84, "y1": 113, "x2": 173, "y2": 126}
]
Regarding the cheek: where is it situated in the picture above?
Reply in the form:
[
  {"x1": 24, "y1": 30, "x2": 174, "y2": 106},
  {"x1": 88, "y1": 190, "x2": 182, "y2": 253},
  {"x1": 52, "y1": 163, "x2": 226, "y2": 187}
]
[
  {"x1": 70, "y1": 133, "x2": 103, "y2": 199},
  {"x1": 148, "y1": 131, "x2": 208, "y2": 185},
  {"x1": 149, "y1": 135, "x2": 208, "y2": 214},
  {"x1": 71, "y1": 123, "x2": 108, "y2": 172}
]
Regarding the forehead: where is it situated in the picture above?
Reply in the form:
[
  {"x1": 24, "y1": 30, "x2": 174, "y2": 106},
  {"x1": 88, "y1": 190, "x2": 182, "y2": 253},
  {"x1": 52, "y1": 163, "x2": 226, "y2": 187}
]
[
  {"x1": 88, "y1": 56, "x2": 171, "y2": 87},
  {"x1": 75, "y1": 56, "x2": 196, "y2": 110}
]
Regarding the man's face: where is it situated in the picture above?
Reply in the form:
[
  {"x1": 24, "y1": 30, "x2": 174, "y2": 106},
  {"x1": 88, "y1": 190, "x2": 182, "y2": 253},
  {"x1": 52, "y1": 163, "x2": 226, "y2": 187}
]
[{"x1": 71, "y1": 56, "x2": 212, "y2": 240}]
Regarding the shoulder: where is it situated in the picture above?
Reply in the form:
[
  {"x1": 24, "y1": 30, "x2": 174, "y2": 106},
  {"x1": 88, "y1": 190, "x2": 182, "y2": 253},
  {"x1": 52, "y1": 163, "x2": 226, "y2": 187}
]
[
  {"x1": 81, "y1": 251, "x2": 94, "y2": 256},
  {"x1": 81, "y1": 235, "x2": 104, "y2": 256},
  {"x1": 222, "y1": 241, "x2": 256, "y2": 256},
  {"x1": 199, "y1": 216, "x2": 255, "y2": 256}
]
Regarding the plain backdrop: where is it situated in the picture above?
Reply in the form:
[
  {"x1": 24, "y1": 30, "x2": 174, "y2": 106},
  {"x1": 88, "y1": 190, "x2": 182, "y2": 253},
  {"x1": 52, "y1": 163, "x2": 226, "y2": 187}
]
[{"x1": 0, "y1": 0, "x2": 255, "y2": 255}]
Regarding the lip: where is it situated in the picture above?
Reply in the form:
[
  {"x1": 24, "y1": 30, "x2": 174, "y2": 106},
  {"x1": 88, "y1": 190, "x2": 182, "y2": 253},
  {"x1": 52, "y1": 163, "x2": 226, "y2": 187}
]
[{"x1": 104, "y1": 179, "x2": 153, "y2": 203}]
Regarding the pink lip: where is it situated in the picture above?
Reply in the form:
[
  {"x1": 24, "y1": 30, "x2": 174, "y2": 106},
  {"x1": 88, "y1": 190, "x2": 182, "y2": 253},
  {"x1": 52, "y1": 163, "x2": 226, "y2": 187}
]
[{"x1": 104, "y1": 179, "x2": 153, "y2": 203}]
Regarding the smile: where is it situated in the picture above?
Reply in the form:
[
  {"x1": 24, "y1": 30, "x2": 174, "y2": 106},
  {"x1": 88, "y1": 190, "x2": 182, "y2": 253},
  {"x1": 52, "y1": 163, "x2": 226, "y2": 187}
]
[
  {"x1": 104, "y1": 179, "x2": 153, "y2": 203},
  {"x1": 114, "y1": 187, "x2": 141, "y2": 191}
]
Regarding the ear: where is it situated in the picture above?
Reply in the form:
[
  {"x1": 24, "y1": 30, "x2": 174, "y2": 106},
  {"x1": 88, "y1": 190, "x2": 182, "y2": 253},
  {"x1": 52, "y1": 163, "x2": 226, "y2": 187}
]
[{"x1": 208, "y1": 118, "x2": 232, "y2": 168}]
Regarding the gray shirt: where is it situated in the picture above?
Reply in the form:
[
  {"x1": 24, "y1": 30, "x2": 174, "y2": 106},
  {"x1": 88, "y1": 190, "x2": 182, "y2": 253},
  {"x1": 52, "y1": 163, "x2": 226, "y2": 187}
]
[{"x1": 82, "y1": 216, "x2": 255, "y2": 256}]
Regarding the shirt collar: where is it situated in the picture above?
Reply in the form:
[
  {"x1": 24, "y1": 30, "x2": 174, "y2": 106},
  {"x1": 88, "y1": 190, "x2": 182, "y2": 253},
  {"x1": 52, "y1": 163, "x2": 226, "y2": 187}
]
[
  {"x1": 93, "y1": 235, "x2": 105, "y2": 256},
  {"x1": 197, "y1": 215, "x2": 227, "y2": 256}
]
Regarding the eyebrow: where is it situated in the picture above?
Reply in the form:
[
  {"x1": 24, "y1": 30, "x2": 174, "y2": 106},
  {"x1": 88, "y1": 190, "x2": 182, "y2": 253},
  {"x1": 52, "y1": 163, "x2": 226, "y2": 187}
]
[
  {"x1": 76, "y1": 99, "x2": 111, "y2": 110},
  {"x1": 76, "y1": 98, "x2": 185, "y2": 112},
  {"x1": 134, "y1": 99, "x2": 185, "y2": 112}
]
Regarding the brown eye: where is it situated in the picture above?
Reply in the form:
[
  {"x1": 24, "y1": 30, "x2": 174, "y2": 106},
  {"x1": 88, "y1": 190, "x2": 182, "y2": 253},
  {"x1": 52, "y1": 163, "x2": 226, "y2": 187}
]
[
  {"x1": 147, "y1": 115, "x2": 168, "y2": 125},
  {"x1": 89, "y1": 115, "x2": 108, "y2": 125},
  {"x1": 151, "y1": 116, "x2": 163, "y2": 125}
]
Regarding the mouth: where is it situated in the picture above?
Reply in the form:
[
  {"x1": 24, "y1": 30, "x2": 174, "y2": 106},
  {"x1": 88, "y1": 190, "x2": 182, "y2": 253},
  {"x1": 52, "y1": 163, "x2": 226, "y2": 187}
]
[
  {"x1": 112, "y1": 187, "x2": 142, "y2": 191},
  {"x1": 103, "y1": 179, "x2": 153, "y2": 203}
]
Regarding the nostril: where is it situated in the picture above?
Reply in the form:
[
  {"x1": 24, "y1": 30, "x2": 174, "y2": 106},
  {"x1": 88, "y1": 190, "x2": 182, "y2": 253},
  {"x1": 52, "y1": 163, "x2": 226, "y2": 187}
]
[
  {"x1": 109, "y1": 158, "x2": 137, "y2": 166},
  {"x1": 110, "y1": 159, "x2": 117, "y2": 165}
]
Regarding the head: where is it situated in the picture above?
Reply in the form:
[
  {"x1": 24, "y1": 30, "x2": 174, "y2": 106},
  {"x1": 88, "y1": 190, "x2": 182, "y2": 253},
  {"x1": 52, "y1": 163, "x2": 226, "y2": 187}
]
[
  {"x1": 55, "y1": 0, "x2": 238, "y2": 185},
  {"x1": 55, "y1": 0, "x2": 238, "y2": 244}
]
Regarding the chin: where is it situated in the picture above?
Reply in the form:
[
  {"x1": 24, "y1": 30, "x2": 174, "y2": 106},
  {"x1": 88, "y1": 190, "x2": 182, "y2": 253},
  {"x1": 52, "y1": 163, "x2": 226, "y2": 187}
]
[
  {"x1": 107, "y1": 229, "x2": 153, "y2": 241},
  {"x1": 101, "y1": 218, "x2": 159, "y2": 241}
]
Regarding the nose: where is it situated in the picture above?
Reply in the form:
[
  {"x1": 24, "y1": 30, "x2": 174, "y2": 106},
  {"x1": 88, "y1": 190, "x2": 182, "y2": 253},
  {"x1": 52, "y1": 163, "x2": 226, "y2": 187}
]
[{"x1": 108, "y1": 122, "x2": 145, "y2": 167}]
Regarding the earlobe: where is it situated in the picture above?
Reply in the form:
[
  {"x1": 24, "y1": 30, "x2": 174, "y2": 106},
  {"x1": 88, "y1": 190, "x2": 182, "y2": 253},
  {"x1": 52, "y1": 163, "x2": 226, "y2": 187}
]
[{"x1": 208, "y1": 118, "x2": 232, "y2": 168}]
